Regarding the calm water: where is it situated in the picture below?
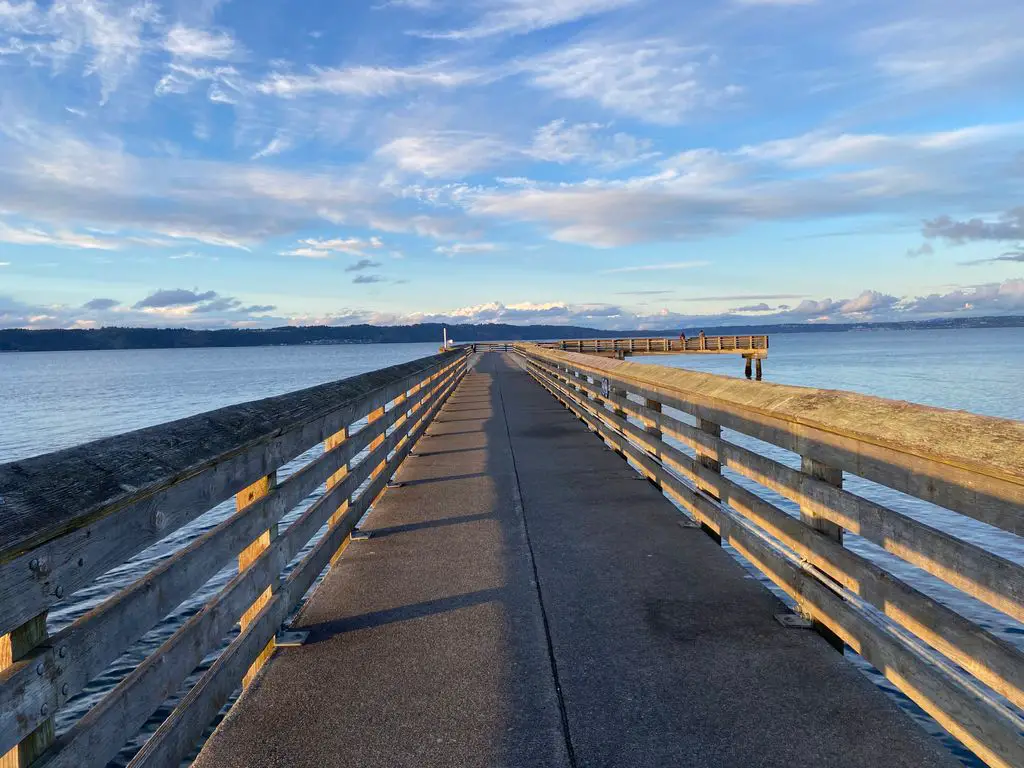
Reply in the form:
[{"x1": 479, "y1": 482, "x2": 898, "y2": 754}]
[{"x1": 1, "y1": 329, "x2": 1021, "y2": 765}]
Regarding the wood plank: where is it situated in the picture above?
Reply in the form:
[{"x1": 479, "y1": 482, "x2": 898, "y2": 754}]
[{"x1": 1, "y1": 614, "x2": 53, "y2": 768}]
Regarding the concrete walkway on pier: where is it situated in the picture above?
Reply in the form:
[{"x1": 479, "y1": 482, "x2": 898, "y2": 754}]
[{"x1": 195, "y1": 354, "x2": 958, "y2": 768}]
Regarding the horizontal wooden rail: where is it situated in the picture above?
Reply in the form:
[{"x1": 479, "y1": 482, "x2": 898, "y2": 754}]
[
  {"x1": 515, "y1": 344, "x2": 1024, "y2": 768},
  {"x1": 0, "y1": 350, "x2": 469, "y2": 766},
  {"x1": 535, "y1": 334, "x2": 769, "y2": 356}
]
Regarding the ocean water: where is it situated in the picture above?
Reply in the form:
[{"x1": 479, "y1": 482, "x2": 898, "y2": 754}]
[{"x1": 0, "y1": 329, "x2": 1021, "y2": 765}]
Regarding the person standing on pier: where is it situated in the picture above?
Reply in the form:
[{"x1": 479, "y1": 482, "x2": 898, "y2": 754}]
[{"x1": 699, "y1": 329, "x2": 706, "y2": 350}]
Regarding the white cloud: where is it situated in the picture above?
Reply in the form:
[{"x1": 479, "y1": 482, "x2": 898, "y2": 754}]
[
  {"x1": 164, "y1": 24, "x2": 238, "y2": 60},
  {"x1": 417, "y1": 0, "x2": 640, "y2": 40},
  {"x1": 735, "y1": 0, "x2": 816, "y2": 5},
  {"x1": 742, "y1": 124, "x2": 1023, "y2": 169},
  {"x1": 469, "y1": 120, "x2": 1024, "y2": 247},
  {"x1": 46, "y1": 0, "x2": 162, "y2": 102},
  {"x1": 601, "y1": 261, "x2": 708, "y2": 274},
  {"x1": 0, "y1": 220, "x2": 120, "y2": 249},
  {"x1": 154, "y1": 63, "x2": 242, "y2": 97},
  {"x1": 0, "y1": 1, "x2": 38, "y2": 28},
  {"x1": 858, "y1": 8, "x2": 1024, "y2": 90},
  {"x1": 523, "y1": 40, "x2": 742, "y2": 124},
  {"x1": 252, "y1": 133, "x2": 293, "y2": 160},
  {"x1": 377, "y1": 132, "x2": 511, "y2": 178},
  {"x1": 281, "y1": 235, "x2": 386, "y2": 258},
  {"x1": 528, "y1": 119, "x2": 658, "y2": 168},
  {"x1": 255, "y1": 64, "x2": 480, "y2": 98},
  {"x1": 434, "y1": 242, "x2": 499, "y2": 255}
]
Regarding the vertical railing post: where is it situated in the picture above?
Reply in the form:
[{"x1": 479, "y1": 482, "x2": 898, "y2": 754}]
[
  {"x1": 368, "y1": 403, "x2": 387, "y2": 504},
  {"x1": 395, "y1": 381, "x2": 420, "y2": 452},
  {"x1": 608, "y1": 385, "x2": 629, "y2": 458},
  {"x1": 800, "y1": 457, "x2": 845, "y2": 652},
  {"x1": 695, "y1": 418, "x2": 723, "y2": 544},
  {"x1": 391, "y1": 390, "x2": 408, "y2": 449},
  {"x1": 324, "y1": 426, "x2": 350, "y2": 565},
  {"x1": 610, "y1": 386, "x2": 627, "y2": 419},
  {"x1": 237, "y1": 473, "x2": 277, "y2": 689},
  {"x1": 641, "y1": 398, "x2": 663, "y2": 488},
  {"x1": 1, "y1": 613, "x2": 53, "y2": 767}
]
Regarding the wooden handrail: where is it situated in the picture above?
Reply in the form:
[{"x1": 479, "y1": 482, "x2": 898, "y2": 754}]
[
  {"x1": 517, "y1": 347, "x2": 1022, "y2": 532},
  {"x1": 516, "y1": 344, "x2": 1024, "y2": 768},
  {"x1": 0, "y1": 350, "x2": 469, "y2": 767}
]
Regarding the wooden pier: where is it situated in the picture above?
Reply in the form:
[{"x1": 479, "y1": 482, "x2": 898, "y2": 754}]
[
  {"x1": 0, "y1": 346, "x2": 1021, "y2": 768},
  {"x1": 472, "y1": 333, "x2": 769, "y2": 377}
]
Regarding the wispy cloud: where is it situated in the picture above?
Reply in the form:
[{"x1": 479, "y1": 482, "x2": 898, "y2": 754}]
[
  {"x1": 252, "y1": 133, "x2": 293, "y2": 160},
  {"x1": 523, "y1": 40, "x2": 741, "y2": 125},
  {"x1": 413, "y1": 0, "x2": 639, "y2": 40},
  {"x1": 961, "y1": 251, "x2": 1024, "y2": 266},
  {"x1": 164, "y1": 24, "x2": 238, "y2": 60},
  {"x1": 377, "y1": 133, "x2": 510, "y2": 178},
  {"x1": 255, "y1": 64, "x2": 481, "y2": 98},
  {"x1": 676, "y1": 293, "x2": 807, "y2": 302},
  {"x1": 345, "y1": 258, "x2": 382, "y2": 272},
  {"x1": 528, "y1": 119, "x2": 658, "y2": 168},
  {"x1": 615, "y1": 290, "x2": 675, "y2": 296},
  {"x1": 434, "y1": 242, "x2": 499, "y2": 256},
  {"x1": 601, "y1": 261, "x2": 708, "y2": 274},
  {"x1": 0, "y1": 221, "x2": 120, "y2": 250},
  {"x1": 281, "y1": 236, "x2": 386, "y2": 259}
]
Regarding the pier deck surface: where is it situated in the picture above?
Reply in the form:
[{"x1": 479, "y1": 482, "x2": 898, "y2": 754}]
[{"x1": 195, "y1": 353, "x2": 958, "y2": 768}]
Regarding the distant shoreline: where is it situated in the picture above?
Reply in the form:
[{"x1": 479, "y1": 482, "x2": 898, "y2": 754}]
[{"x1": 1, "y1": 316, "x2": 1021, "y2": 353}]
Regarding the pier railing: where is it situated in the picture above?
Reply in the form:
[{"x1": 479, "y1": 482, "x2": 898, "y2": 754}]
[
  {"x1": 537, "y1": 334, "x2": 769, "y2": 355},
  {"x1": 0, "y1": 349, "x2": 469, "y2": 768},
  {"x1": 517, "y1": 345, "x2": 1024, "y2": 768}
]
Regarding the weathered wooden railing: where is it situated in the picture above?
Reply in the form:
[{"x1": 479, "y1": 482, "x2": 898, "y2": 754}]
[
  {"x1": 0, "y1": 349, "x2": 469, "y2": 767},
  {"x1": 516, "y1": 344, "x2": 1023, "y2": 768},
  {"x1": 537, "y1": 334, "x2": 769, "y2": 355}
]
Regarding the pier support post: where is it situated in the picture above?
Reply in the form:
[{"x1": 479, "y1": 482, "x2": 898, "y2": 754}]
[
  {"x1": 755, "y1": 358, "x2": 762, "y2": 381},
  {"x1": 1, "y1": 613, "x2": 53, "y2": 767},
  {"x1": 799, "y1": 457, "x2": 845, "y2": 653},
  {"x1": 237, "y1": 473, "x2": 278, "y2": 688},
  {"x1": 744, "y1": 356, "x2": 753, "y2": 379},
  {"x1": 696, "y1": 418, "x2": 723, "y2": 544}
]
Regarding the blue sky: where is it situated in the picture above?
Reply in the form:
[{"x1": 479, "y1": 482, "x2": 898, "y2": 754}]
[{"x1": 0, "y1": 0, "x2": 1022, "y2": 330}]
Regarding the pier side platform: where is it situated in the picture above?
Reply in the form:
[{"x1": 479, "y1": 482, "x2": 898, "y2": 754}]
[{"x1": 194, "y1": 353, "x2": 958, "y2": 768}]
